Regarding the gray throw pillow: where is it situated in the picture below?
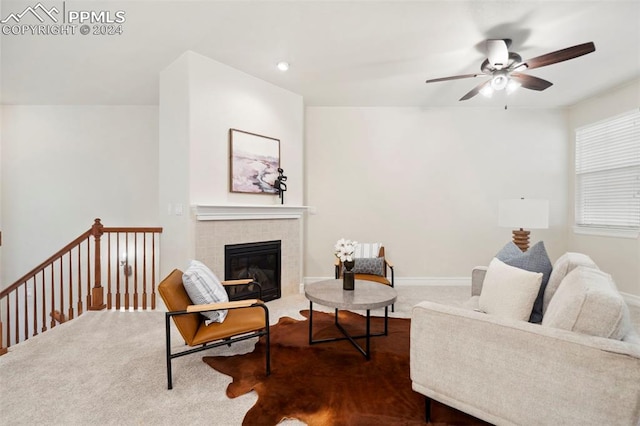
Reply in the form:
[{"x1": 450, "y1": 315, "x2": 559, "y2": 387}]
[
  {"x1": 349, "y1": 257, "x2": 385, "y2": 276},
  {"x1": 495, "y1": 240, "x2": 524, "y2": 260},
  {"x1": 495, "y1": 241, "x2": 552, "y2": 324}
]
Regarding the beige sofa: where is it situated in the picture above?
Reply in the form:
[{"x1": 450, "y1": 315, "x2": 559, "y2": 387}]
[{"x1": 410, "y1": 253, "x2": 640, "y2": 426}]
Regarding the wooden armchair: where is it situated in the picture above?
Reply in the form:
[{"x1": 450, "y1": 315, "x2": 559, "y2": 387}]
[
  {"x1": 158, "y1": 269, "x2": 270, "y2": 390},
  {"x1": 334, "y1": 244, "x2": 395, "y2": 310}
]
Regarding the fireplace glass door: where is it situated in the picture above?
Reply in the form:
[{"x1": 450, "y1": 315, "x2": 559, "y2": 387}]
[{"x1": 224, "y1": 240, "x2": 281, "y2": 302}]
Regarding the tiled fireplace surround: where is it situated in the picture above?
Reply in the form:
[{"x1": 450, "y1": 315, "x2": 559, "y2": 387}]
[{"x1": 194, "y1": 206, "x2": 305, "y2": 297}]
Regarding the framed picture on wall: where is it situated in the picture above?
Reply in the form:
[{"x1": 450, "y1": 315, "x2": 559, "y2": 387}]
[{"x1": 229, "y1": 129, "x2": 280, "y2": 194}]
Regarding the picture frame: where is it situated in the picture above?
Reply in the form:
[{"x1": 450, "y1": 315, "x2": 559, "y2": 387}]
[{"x1": 229, "y1": 128, "x2": 280, "y2": 194}]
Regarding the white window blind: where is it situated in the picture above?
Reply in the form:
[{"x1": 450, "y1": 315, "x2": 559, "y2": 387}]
[{"x1": 575, "y1": 108, "x2": 640, "y2": 231}]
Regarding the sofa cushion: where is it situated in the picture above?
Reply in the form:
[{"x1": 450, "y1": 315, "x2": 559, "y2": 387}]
[
  {"x1": 495, "y1": 241, "x2": 552, "y2": 323},
  {"x1": 542, "y1": 267, "x2": 629, "y2": 340},
  {"x1": 479, "y1": 258, "x2": 543, "y2": 321},
  {"x1": 350, "y1": 257, "x2": 385, "y2": 276},
  {"x1": 182, "y1": 260, "x2": 229, "y2": 324},
  {"x1": 543, "y1": 252, "x2": 598, "y2": 314}
]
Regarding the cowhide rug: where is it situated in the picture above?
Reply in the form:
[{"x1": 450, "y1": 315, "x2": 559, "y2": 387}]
[{"x1": 203, "y1": 310, "x2": 487, "y2": 425}]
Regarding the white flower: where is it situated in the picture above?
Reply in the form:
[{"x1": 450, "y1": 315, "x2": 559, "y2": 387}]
[{"x1": 334, "y1": 238, "x2": 358, "y2": 262}]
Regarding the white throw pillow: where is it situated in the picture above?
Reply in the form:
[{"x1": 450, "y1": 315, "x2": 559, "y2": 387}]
[
  {"x1": 542, "y1": 267, "x2": 629, "y2": 340},
  {"x1": 479, "y1": 258, "x2": 543, "y2": 321},
  {"x1": 182, "y1": 260, "x2": 229, "y2": 324},
  {"x1": 543, "y1": 252, "x2": 598, "y2": 314}
]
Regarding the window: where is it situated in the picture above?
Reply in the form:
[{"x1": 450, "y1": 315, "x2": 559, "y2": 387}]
[{"x1": 575, "y1": 108, "x2": 640, "y2": 236}]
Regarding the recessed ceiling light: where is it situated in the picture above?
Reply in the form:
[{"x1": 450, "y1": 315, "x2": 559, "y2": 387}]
[{"x1": 277, "y1": 61, "x2": 290, "y2": 72}]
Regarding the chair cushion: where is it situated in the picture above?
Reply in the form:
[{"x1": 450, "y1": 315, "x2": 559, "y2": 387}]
[
  {"x1": 182, "y1": 260, "x2": 229, "y2": 324},
  {"x1": 479, "y1": 258, "x2": 542, "y2": 321},
  {"x1": 495, "y1": 241, "x2": 552, "y2": 323},
  {"x1": 191, "y1": 306, "x2": 266, "y2": 346},
  {"x1": 354, "y1": 273, "x2": 391, "y2": 286},
  {"x1": 351, "y1": 257, "x2": 385, "y2": 276},
  {"x1": 543, "y1": 252, "x2": 598, "y2": 314},
  {"x1": 542, "y1": 267, "x2": 629, "y2": 340}
]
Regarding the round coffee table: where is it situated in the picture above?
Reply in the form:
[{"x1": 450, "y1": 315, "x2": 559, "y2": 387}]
[{"x1": 304, "y1": 279, "x2": 397, "y2": 359}]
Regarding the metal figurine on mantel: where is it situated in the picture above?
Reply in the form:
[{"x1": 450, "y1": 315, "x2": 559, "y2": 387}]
[{"x1": 274, "y1": 168, "x2": 287, "y2": 205}]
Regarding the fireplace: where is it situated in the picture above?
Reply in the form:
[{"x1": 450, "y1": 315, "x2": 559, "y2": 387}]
[{"x1": 225, "y1": 240, "x2": 281, "y2": 302}]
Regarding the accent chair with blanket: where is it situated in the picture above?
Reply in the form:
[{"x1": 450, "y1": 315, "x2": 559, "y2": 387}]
[{"x1": 410, "y1": 249, "x2": 640, "y2": 426}]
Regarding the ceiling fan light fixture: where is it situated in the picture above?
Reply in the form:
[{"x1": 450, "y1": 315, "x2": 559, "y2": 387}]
[
  {"x1": 490, "y1": 70, "x2": 509, "y2": 91},
  {"x1": 480, "y1": 85, "x2": 494, "y2": 98},
  {"x1": 425, "y1": 40, "x2": 595, "y2": 102},
  {"x1": 506, "y1": 79, "x2": 521, "y2": 94}
]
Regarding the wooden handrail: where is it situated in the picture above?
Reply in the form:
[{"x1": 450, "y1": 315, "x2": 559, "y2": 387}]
[
  {"x1": 0, "y1": 230, "x2": 92, "y2": 299},
  {"x1": 0, "y1": 218, "x2": 162, "y2": 354},
  {"x1": 103, "y1": 227, "x2": 163, "y2": 233}
]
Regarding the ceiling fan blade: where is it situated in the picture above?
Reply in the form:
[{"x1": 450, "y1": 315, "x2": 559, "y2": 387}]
[
  {"x1": 510, "y1": 73, "x2": 553, "y2": 91},
  {"x1": 459, "y1": 80, "x2": 491, "y2": 101},
  {"x1": 486, "y1": 39, "x2": 509, "y2": 69},
  {"x1": 522, "y1": 42, "x2": 595, "y2": 70},
  {"x1": 426, "y1": 73, "x2": 483, "y2": 83}
]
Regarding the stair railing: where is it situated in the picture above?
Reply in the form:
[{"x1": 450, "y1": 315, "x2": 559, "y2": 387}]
[{"x1": 0, "y1": 218, "x2": 162, "y2": 354}]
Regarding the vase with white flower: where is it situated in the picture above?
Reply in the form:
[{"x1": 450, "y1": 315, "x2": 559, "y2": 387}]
[{"x1": 334, "y1": 238, "x2": 358, "y2": 290}]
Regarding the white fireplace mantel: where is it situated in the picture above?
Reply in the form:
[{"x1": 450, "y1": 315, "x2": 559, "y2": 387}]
[{"x1": 194, "y1": 204, "x2": 309, "y2": 221}]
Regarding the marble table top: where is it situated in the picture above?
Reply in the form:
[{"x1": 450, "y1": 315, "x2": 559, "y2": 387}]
[{"x1": 304, "y1": 279, "x2": 397, "y2": 311}]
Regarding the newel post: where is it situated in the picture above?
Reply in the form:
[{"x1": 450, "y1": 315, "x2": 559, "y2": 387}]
[
  {"x1": 89, "y1": 218, "x2": 107, "y2": 311},
  {"x1": 0, "y1": 322, "x2": 7, "y2": 355}
]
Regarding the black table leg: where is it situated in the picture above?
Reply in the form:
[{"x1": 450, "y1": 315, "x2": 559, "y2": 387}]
[
  {"x1": 365, "y1": 309, "x2": 371, "y2": 360},
  {"x1": 308, "y1": 303, "x2": 392, "y2": 359},
  {"x1": 308, "y1": 301, "x2": 313, "y2": 345},
  {"x1": 384, "y1": 306, "x2": 389, "y2": 335}
]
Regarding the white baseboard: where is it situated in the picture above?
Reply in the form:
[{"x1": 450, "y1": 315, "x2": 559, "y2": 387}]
[
  {"x1": 622, "y1": 292, "x2": 640, "y2": 307},
  {"x1": 394, "y1": 277, "x2": 471, "y2": 287},
  {"x1": 302, "y1": 276, "x2": 470, "y2": 290}
]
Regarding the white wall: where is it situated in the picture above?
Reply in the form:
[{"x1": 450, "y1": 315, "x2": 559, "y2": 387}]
[
  {"x1": 158, "y1": 51, "x2": 304, "y2": 276},
  {"x1": 158, "y1": 54, "x2": 193, "y2": 280},
  {"x1": 0, "y1": 0, "x2": 2, "y2": 276},
  {"x1": 567, "y1": 78, "x2": 640, "y2": 297},
  {"x1": 304, "y1": 107, "x2": 569, "y2": 280},
  {"x1": 188, "y1": 52, "x2": 304, "y2": 206},
  {"x1": 1, "y1": 105, "x2": 159, "y2": 286}
]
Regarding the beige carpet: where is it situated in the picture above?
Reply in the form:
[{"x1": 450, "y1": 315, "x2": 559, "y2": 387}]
[{"x1": 0, "y1": 285, "x2": 638, "y2": 425}]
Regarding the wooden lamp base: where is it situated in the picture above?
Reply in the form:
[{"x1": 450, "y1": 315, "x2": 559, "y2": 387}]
[{"x1": 512, "y1": 228, "x2": 530, "y2": 252}]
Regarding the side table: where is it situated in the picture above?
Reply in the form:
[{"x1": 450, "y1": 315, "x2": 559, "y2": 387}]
[{"x1": 304, "y1": 279, "x2": 397, "y2": 359}]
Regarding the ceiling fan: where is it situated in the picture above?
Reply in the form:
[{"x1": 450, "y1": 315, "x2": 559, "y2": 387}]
[{"x1": 425, "y1": 39, "x2": 596, "y2": 101}]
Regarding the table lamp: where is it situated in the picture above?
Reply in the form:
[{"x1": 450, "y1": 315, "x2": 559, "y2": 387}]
[{"x1": 499, "y1": 198, "x2": 549, "y2": 251}]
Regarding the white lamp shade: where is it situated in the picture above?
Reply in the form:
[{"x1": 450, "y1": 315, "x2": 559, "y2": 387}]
[{"x1": 499, "y1": 199, "x2": 549, "y2": 229}]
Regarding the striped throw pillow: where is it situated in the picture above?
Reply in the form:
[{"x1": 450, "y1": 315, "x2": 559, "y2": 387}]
[
  {"x1": 353, "y1": 243, "x2": 382, "y2": 258},
  {"x1": 182, "y1": 260, "x2": 229, "y2": 324}
]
